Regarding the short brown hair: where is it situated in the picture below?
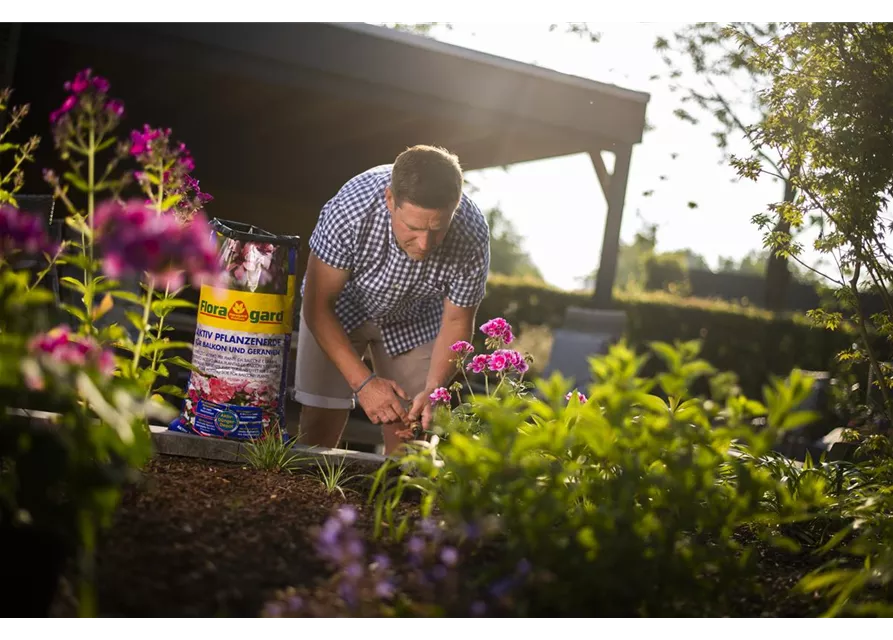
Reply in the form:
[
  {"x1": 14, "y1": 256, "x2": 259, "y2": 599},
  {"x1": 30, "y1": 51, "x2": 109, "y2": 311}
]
[{"x1": 390, "y1": 145, "x2": 463, "y2": 211}]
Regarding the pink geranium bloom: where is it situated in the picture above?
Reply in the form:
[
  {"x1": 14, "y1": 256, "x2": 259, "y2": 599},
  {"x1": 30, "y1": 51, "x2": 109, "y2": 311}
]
[
  {"x1": 467, "y1": 354, "x2": 490, "y2": 374},
  {"x1": 488, "y1": 352, "x2": 508, "y2": 372},
  {"x1": 429, "y1": 387, "x2": 451, "y2": 405},
  {"x1": 450, "y1": 340, "x2": 474, "y2": 356},
  {"x1": 566, "y1": 391, "x2": 587, "y2": 404},
  {"x1": 480, "y1": 317, "x2": 514, "y2": 345}
]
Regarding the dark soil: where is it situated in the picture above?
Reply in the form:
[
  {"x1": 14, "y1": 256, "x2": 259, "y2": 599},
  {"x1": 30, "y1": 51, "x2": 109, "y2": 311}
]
[
  {"x1": 52, "y1": 455, "x2": 407, "y2": 617},
  {"x1": 51, "y1": 455, "x2": 833, "y2": 617}
]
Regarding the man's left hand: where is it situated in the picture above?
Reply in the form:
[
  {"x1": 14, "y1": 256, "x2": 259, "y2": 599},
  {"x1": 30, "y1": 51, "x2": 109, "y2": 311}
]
[{"x1": 404, "y1": 390, "x2": 435, "y2": 437}]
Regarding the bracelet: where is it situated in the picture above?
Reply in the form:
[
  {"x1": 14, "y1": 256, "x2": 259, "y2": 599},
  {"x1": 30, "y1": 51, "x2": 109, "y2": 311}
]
[{"x1": 352, "y1": 373, "x2": 377, "y2": 395}]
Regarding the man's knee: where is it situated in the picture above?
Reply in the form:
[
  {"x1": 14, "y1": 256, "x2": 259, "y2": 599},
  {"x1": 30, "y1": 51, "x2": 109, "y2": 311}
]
[{"x1": 294, "y1": 405, "x2": 351, "y2": 447}]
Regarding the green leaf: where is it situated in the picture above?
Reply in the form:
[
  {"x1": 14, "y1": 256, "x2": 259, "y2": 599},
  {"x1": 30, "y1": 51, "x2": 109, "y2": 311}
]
[
  {"x1": 0, "y1": 142, "x2": 17, "y2": 152},
  {"x1": 111, "y1": 290, "x2": 144, "y2": 305},
  {"x1": 59, "y1": 276, "x2": 87, "y2": 293},
  {"x1": 95, "y1": 136, "x2": 117, "y2": 153},
  {"x1": 152, "y1": 298, "x2": 197, "y2": 316},
  {"x1": 161, "y1": 193, "x2": 183, "y2": 211},
  {"x1": 60, "y1": 303, "x2": 88, "y2": 323},
  {"x1": 167, "y1": 355, "x2": 206, "y2": 376},
  {"x1": 125, "y1": 310, "x2": 147, "y2": 332},
  {"x1": 154, "y1": 385, "x2": 187, "y2": 398},
  {"x1": 63, "y1": 171, "x2": 90, "y2": 192},
  {"x1": 141, "y1": 340, "x2": 193, "y2": 355}
]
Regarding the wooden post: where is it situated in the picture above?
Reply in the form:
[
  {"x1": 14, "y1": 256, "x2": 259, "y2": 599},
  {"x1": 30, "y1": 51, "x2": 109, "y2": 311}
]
[{"x1": 591, "y1": 145, "x2": 632, "y2": 309}]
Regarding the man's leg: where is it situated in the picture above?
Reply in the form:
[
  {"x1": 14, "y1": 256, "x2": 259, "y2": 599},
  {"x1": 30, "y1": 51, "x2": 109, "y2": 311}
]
[
  {"x1": 367, "y1": 329, "x2": 435, "y2": 455},
  {"x1": 290, "y1": 306, "x2": 366, "y2": 447}
]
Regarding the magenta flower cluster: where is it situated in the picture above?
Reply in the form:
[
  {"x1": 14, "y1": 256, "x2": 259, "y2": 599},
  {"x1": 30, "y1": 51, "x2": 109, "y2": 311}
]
[
  {"x1": 94, "y1": 199, "x2": 221, "y2": 289},
  {"x1": 480, "y1": 317, "x2": 514, "y2": 344},
  {"x1": 50, "y1": 68, "x2": 122, "y2": 124},
  {"x1": 0, "y1": 205, "x2": 57, "y2": 258},
  {"x1": 26, "y1": 325, "x2": 115, "y2": 389}
]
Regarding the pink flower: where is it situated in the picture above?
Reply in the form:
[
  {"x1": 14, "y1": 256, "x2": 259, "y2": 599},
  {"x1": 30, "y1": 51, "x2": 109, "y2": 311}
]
[
  {"x1": 480, "y1": 317, "x2": 514, "y2": 344},
  {"x1": 492, "y1": 349, "x2": 529, "y2": 374},
  {"x1": 450, "y1": 341, "x2": 474, "y2": 356},
  {"x1": 429, "y1": 387, "x2": 451, "y2": 405},
  {"x1": 105, "y1": 99, "x2": 125, "y2": 117},
  {"x1": 130, "y1": 125, "x2": 163, "y2": 157},
  {"x1": 29, "y1": 325, "x2": 115, "y2": 377},
  {"x1": 566, "y1": 391, "x2": 587, "y2": 404},
  {"x1": 0, "y1": 205, "x2": 57, "y2": 257},
  {"x1": 49, "y1": 94, "x2": 77, "y2": 124},
  {"x1": 488, "y1": 352, "x2": 508, "y2": 372},
  {"x1": 467, "y1": 354, "x2": 490, "y2": 374},
  {"x1": 94, "y1": 199, "x2": 222, "y2": 288}
]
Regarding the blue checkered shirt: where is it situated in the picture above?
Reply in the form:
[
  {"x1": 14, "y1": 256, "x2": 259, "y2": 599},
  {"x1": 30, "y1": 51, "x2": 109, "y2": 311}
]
[{"x1": 303, "y1": 165, "x2": 490, "y2": 357}]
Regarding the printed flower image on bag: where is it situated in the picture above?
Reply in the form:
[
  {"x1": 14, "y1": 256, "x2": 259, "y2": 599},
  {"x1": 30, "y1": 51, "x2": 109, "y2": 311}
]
[{"x1": 170, "y1": 219, "x2": 300, "y2": 440}]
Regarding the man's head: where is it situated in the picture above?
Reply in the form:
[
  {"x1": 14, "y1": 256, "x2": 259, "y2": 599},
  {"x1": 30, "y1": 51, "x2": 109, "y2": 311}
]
[{"x1": 386, "y1": 145, "x2": 463, "y2": 261}]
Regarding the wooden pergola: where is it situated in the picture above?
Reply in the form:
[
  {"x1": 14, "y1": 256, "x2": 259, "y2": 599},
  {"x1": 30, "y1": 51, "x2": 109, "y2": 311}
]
[{"x1": 5, "y1": 22, "x2": 650, "y2": 307}]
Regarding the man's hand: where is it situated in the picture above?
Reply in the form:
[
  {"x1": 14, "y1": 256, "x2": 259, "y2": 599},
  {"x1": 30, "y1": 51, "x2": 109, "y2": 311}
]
[
  {"x1": 406, "y1": 390, "x2": 434, "y2": 435},
  {"x1": 356, "y1": 376, "x2": 410, "y2": 425}
]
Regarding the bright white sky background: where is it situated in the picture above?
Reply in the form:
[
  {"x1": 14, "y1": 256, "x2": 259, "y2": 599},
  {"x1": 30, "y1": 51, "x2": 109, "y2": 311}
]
[{"x1": 395, "y1": 22, "x2": 825, "y2": 291}]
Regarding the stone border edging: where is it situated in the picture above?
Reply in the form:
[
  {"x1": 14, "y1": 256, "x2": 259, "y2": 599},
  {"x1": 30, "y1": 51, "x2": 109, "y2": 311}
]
[{"x1": 149, "y1": 426, "x2": 387, "y2": 467}]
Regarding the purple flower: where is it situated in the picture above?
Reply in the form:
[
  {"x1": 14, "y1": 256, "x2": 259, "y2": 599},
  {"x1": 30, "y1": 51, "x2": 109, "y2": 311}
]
[
  {"x1": 375, "y1": 579, "x2": 396, "y2": 599},
  {"x1": 344, "y1": 562, "x2": 363, "y2": 580},
  {"x1": 105, "y1": 99, "x2": 125, "y2": 118},
  {"x1": 285, "y1": 595, "x2": 303, "y2": 612},
  {"x1": 130, "y1": 125, "x2": 162, "y2": 157},
  {"x1": 372, "y1": 554, "x2": 390, "y2": 570},
  {"x1": 418, "y1": 517, "x2": 439, "y2": 538},
  {"x1": 408, "y1": 536, "x2": 425, "y2": 558},
  {"x1": 345, "y1": 539, "x2": 364, "y2": 559},
  {"x1": 28, "y1": 326, "x2": 115, "y2": 379},
  {"x1": 429, "y1": 387, "x2": 451, "y2": 405},
  {"x1": 431, "y1": 564, "x2": 448, "y2": 581},
  {"x1": 440, "y1": 546, "x2": 459, "y2": 568},
  {"x1": 94, "y1": 199, "x2": 222, "y2": 289},
  {"x1": 337, "y1": 505, "x2": 357, "y2": 526},
  {"x1": 0, "y1": 205, "x2": 56, "y2": 257},
  {"x1": 262, "y1": 603, "x2": 284, "y2": 618},
  {"x1": 49, "y1": 94, "x2": 77, "y2": 124}
]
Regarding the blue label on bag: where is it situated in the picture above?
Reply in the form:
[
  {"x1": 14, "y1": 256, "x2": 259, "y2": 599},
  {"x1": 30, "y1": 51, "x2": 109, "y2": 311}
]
[{"x1": 194, "y1": 399, "x2": 264, "y2": 439}]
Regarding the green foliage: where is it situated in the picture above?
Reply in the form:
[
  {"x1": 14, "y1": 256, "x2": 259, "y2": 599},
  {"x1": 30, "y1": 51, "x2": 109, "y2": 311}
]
[
  {"x1": 731, "y1": 22, "x2": 893, "y2": 428},
  {"x1": 315, "y1": 455, "x2": 360, "y2": 499},
  {"x1": 377, "y1": 341, "x2": 824, "y2": 616},
  {"x1": 644, "y1": 251, "x2": 691, "y2": 295},
  {"x1": 242, "y1": 432, "x2": 307, "y2": 474},
  {"x1": 484, "y1": 207, "x2": 543, "y2": 282}
]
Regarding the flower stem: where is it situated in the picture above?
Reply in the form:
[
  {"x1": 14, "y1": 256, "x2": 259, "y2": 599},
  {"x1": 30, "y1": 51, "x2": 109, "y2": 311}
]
[
  {"x1": 132, "y1": 278, "x2": 156, "y2": 374},
  {"x1": 82, "y1": 123, "x2": 96, "y2": 334}
]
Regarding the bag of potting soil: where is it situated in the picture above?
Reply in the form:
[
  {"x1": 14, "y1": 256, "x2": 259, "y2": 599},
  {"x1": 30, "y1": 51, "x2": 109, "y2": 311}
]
[{"x1": 169, "y1": 219, "x2": 300, "y2": 440}]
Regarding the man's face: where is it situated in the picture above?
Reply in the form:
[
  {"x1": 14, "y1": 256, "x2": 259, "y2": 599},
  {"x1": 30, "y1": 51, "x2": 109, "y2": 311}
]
[{"x1": 386, "y1": 186, "x2": 455, "y2": 261}]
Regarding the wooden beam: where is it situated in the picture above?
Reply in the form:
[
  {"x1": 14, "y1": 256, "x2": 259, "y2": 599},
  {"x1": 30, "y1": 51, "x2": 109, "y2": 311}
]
[
  {"x1": 592, "y1": 144, "x2": 633, "y2": 309},
  {"x1": 590, "y1": 150, "x2": 611, "y2": 203}
]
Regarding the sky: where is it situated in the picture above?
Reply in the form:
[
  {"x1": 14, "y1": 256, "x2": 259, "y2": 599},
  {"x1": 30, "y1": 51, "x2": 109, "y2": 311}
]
[{"x1": 399, "y1": 23, "x2": 824, "y2": 292}]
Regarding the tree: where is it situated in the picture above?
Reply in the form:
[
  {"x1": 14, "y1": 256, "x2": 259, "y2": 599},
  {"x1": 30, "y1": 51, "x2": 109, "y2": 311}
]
[
  {"x1": 485, "y1": 206, "x2": 543, "y2": 281},
  {"x1": 732, "y1": 23, "x2": 893, "y2": 421},
  {"x1": 655, "y1": 23, "x2": 802, "y2": 311}
]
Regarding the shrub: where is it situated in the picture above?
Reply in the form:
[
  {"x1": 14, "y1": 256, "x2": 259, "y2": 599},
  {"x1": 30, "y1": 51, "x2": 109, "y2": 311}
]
[{"x1": 372, "y1": 318, "x2": 828, "y2": 616}]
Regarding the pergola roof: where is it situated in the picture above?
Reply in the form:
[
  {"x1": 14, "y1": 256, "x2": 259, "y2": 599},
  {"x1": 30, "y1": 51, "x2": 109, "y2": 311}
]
[{"x1": 13, "y1": 22, "x2": 649, "y2": 204}]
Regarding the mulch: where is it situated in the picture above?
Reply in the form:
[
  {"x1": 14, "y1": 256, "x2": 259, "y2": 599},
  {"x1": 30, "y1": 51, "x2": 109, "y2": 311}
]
[
  {"x1": 50, "y1": 455, "x2": 834, "y2": 617},
  {"x1": 53, "y1": 455, "x2": 403, "y2": 617}
]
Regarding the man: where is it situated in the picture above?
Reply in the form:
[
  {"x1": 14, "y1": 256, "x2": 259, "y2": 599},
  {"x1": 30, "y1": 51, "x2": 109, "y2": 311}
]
[{"x1": 291, "y1": 145, "x2": 490, "y2": 454}]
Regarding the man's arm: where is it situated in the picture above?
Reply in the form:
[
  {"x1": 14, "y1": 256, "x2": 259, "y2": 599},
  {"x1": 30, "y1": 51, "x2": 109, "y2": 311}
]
[
  {"x1": 424, "y1": 300, "x2": 477, "y2": 392},
  {"x1": 302, "y1": 254, "x2": 371, "y2": 391}
]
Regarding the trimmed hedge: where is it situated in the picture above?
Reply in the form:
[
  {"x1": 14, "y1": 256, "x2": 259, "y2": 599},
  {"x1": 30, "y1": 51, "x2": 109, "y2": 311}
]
[{"x1": 478, "y1": 275, "x2": 858, "y2": 397}]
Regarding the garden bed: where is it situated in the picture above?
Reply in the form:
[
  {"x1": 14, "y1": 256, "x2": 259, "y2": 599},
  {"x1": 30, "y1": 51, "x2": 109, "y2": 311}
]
[{"x1": 48, "y1": 454, "x2": 832, "y2": 618}]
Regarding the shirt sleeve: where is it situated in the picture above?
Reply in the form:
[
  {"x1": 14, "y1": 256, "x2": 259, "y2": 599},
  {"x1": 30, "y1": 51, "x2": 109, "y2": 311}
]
[
  {"x1": 308, "y1": 198, "x2": 355, "y2": 271},
  {"x1": 446, "y1": 206, "x2": 490, "y2": 308}
]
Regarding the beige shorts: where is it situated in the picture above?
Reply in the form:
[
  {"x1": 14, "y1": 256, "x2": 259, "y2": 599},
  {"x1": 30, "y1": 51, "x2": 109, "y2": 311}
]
[{"x1": 291, "y1": 307, "x2": 435, "y2": 410}]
